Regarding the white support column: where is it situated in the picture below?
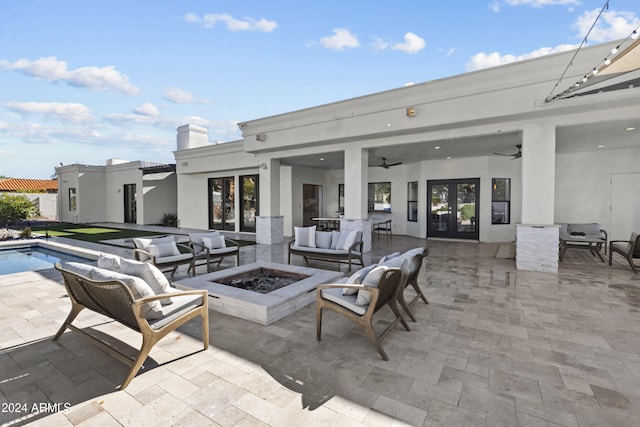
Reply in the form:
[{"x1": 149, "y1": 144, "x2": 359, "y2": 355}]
[
  {"x1": 256, "y1": 158, "x2": 284, "y2": 245},
  {"x1": 517, "y1": 123, "x2": 559, "y2": 272},
  {"x1": 342, "y1": 148, "x2": 372, "y2": 252}
]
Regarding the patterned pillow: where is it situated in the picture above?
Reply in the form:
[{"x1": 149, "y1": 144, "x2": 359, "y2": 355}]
[{"x1": 294, "y1": 226, "x2": 316, "y2": 248}]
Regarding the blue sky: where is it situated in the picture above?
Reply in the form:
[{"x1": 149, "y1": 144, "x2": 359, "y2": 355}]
[{"x1": 1, "y1": 0, "x2": 639, "y2": 179}]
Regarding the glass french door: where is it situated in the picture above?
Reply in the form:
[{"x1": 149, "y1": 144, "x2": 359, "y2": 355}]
[
  {"x1": 209, "y1": 177, "x2": 235, "y2": 230},
  {"x1": 240, "y1": 175, "x2": 259, "y2": 232},
  {"x1": 427, "y1": 178, "x2": 479, "y2": 240},
  {"x1": 303, "y1": 184, "x2": 322, "y2": 227},
  {"x1": 123, "y1": 184, "x2": 137, "y2": 224}
]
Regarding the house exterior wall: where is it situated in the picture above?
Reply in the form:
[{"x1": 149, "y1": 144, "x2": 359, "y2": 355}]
[
  {"x1": 104, "y1": 163, "x2": 143, "y2": 223},
  {"x1": 142, "y1": 172, "x2": 177, "y2": 225},
  {"x1": 57, "y1": 166, "x2": 106, "y2": 223}
]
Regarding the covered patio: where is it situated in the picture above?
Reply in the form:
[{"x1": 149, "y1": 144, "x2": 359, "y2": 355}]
[{"x1": 1, "y1": 233, "x2": 639, "y2": 426}]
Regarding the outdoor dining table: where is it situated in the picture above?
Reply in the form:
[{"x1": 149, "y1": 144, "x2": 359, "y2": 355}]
[{"x1": 559, "y1": 235, "x2": 606, "y2": 262}]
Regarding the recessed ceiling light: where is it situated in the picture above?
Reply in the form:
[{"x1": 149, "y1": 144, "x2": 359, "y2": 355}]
[
  {"x1": 597, "y1": 145, "x2": 605, "y2": 148},
  {"x1": 434, "y1": 146, "x2": 441, "y2": 150},
  {"x1": 446, "y1": 156, "x2": 452, "y2": 160},
  {"x1": 319, "y1": 157, "x2": 325, "y2": 161},
  {"x1": 625, "y1": 127, "x2": 636, "y2": 131}
]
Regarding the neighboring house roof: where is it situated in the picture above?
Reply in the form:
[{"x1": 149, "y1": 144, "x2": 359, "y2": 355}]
[{"x1": 0, "y1": 178, "x2": 58, "y2": 192}]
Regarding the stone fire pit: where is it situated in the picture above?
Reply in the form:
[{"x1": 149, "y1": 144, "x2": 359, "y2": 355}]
[{"x1": 175, "y1": 261, "x2": 343, "y2": 325}]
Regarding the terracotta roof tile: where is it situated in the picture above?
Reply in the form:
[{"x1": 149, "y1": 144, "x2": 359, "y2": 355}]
[{"x1": 0, "y1": 178, "x2": 58, "y2": 192}]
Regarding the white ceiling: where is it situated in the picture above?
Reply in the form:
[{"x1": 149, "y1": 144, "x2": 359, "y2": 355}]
[{"x1": 281, "y1": 120, "x2": 639, "y2": 170}]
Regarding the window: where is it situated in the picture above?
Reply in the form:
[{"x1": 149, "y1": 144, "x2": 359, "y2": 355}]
[
  {"x1": 369, "y1": 182, "x2": 391, "y2": 212},
  {"x1": 338, "y1": 182, "x2": 392, "y2": 213},
  {"x1": 407, "y1": 181, "x2": 418, "y2": 222},
  {"x1": 491, "y1": 178, "x2": 510, "y2": 224},
  {"x1": 68, "y1": 188, "x2": 77, "y2": 211}
]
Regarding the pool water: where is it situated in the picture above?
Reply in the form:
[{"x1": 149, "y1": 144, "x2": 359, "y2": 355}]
[{"x1": 0, "y1": 247, "x2": 94, "y2": 275}]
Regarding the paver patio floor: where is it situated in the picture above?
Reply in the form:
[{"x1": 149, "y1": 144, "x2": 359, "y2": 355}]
[{"x1": 1, "y1": 232, "x2": 639, "y2": 426}]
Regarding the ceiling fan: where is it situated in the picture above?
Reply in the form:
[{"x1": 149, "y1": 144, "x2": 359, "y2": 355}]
[
  {"x1": 372, "y1": 157, "x2": 402, "y2": 169},
  {"x1": 493, "y1": 144, "x2": 522, "y2": 159}
]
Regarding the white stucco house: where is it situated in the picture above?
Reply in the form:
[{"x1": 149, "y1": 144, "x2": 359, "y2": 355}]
[
  {"x1": 57, "y1": 38, "x2": 640, "y2": 274},
  {"x1": 57, "y1": 158, "x2": 177, "y2": 225}
]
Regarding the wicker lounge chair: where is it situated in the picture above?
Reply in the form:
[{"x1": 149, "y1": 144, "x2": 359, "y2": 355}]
[{"x1": 53, "y1": 263, "x2": 209, "y2": 389}]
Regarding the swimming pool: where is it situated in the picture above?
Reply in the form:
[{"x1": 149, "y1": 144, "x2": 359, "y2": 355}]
[{"x1": 0, "y1": 247, "x2": 95, "y2": 275}]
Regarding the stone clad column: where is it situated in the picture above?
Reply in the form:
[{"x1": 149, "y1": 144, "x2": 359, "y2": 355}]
[
  {"x1": 516, "y1": 123, "x2": 558, "y2": 272},
  {"x1": 256, "y1": 158, "x2": 284, "y2": 244},
  {"x1": 341, "y1": 147, "x2": 372, "y2": 252}
]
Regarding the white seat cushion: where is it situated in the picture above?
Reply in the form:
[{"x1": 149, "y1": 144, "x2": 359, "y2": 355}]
[{"x1": 321, "y1": 287, "x2": 366, "y2": 316}]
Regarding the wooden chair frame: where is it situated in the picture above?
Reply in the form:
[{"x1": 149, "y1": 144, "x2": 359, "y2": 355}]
[
  {"x1": 396, "y1": 248, "x2": 430, "y2": 322},
  {"x1": 609, "y1": 233, "x2": 640, "y2": 273},
  {"x1": 316, "y1": 268, "x2": 410, "y2": 361},
  {"x1": 53, "y1": 264, "x2": 209, "y2": 389}
]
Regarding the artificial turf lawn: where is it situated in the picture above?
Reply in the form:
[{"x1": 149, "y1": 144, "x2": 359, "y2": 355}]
[{"x1": 26, "y1": 223, "x2": 256, "y2": 247}]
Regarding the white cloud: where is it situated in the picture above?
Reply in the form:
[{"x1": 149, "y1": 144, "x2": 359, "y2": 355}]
[
  {"x1": 162, "y1": 87, "x2": 209, "y2": 104},
  {"x1": 390, "y1": 32, "x2": 426, "y2": 54},
  {"x1": 0, "y1": 57, "x2": 140, "y2": 95},
  {"x1": 574, "y1": 9, "x2": 640, "y2": 43},
  {"x1": 185, "y1": 13, "x2": 277, "y2": 32},
  {"x1": 496, "y1": 0, "x2": 580, "y2": 8},
  {"x1": 466, "y1": 44, "x2": 577, "y2": 71},
  {"x1": 468, "y1": 7, "x2": 639, "y2": 71},
  {"x1": 5, "y1": 101, "x2": 95, "y2": 124},
  {"x1": 319, "y1": 28, "x2": 360, "y2": 50},
  {"x1": 133, "y1": 102, "x2": 160, "y2": 117}
]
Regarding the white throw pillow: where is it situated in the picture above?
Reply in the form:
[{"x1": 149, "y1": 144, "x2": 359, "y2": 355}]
[
  {"x1": 120, "y1": 258, "x2": 173, "y2": 305},
  {"x1": 97, "y1": 253, "x2": 122, "y2": 272},
  {"x1": 90, "y1": 268, "x2": 163, "y2": 320},
  {"x1": 315, "y1": 231, "x2": 333, "y2": 249},
  {"x1": 337, "y1": 230, "x2": 357, "y2": 250},
  {"x1": 355, "y1": 265, "x2": 389, "y2": 305},
  {"x1": 202, "y1": 235, "x2": 226, "y2": 249},
  {"x1": 330, "y1": 231, "x2": 342, "y2": 249},
  {"x1": 148, "y1": 242, "x2": 180, "y2": 258},
  {"x1": 342, "y1": 265, "x2": 376, "y2": 295},
  {"x1": 378, "y1": 252, "x2": 401, "y2": 264},
  {"x1": 294, "y1": 226, "x2": 316, "y2": 248}
]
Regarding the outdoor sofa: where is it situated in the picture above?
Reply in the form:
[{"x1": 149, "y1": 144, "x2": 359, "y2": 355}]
[
  {"x1": 53, "y1": 255, "x2": 209, "y2": 389},
  {"x1": 288, "y1": 226, "x2": 364, "y2": 271}
]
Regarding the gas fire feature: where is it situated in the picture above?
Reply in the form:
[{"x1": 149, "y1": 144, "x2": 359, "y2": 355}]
[{"x1": 175, "y1": 261, "x2": 343, "y2": 325}]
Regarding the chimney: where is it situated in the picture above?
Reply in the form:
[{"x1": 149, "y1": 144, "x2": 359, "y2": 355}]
[{"x1": 177, "y1": 124, "x2": 208, "y2": 151}]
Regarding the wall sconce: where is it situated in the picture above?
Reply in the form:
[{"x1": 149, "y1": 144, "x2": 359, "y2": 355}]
[
  {"x1": 406, "y1": 107, "x2": 416, "y2": 117},
  {"x1": 256, "y1": 134, "x2": 267, "y2": 142},
  {"x1": 260, "y1": 162, "x2": 268, "y2": 170}
]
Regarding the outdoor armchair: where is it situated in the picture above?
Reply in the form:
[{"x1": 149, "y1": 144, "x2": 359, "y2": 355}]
[
  {"x1": 132, "y1": 235, "x2": 195, "y2": 277},
  {"x1": 609, "y1": 232, "x2": 640, "y2": 273},
  {"x1": 188, "y1": 232, "x2": 240, "y2": 273},
  {"x1": 316, "y1": 266, "x2": 410, "y2": 361}
]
